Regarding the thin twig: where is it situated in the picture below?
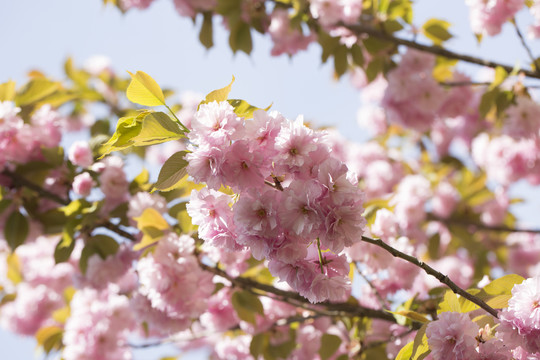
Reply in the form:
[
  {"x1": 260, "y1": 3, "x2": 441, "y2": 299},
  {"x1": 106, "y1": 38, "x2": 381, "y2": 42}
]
[
  {"x1": 512, "y1": 18, "x2": 540, "y2": 73},
  {"x1": 3, "y1": 169, "x2": 70, "y2": 205},
  {"x1": 429, "y1": 215, "x2": 540, "y2": 235},
  {"x1": 354, "y1": 262, "x2": 389, "y2": 309},
  {"x1": 359, "y1": 235, "x2": 499, "y2": 318},
  {"x1": 198, "y1": 261, "x2": 398, "y2": 323}
]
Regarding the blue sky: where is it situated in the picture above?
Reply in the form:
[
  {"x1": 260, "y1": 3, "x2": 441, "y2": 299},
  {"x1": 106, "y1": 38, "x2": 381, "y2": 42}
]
[{"x1": 1, "y1": 0, "x2": 539, "y2": 358}]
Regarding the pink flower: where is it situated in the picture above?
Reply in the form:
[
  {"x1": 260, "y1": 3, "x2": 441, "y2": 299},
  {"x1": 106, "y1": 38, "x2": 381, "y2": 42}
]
[
  {"x1": 189, "y1": 101, "x2": 243, "y2": 147},
  {"x1": 187, "y1": 188, "x2": 241, "y2": 250},
  {"x1": 268, "y1": 8, "x2": 315, "y2": 56},
  {"x1": 426, "y1": 312, "x2": 479, "y2": 360},
  {"x1": 432, "y1": 181, "x2": 460, "y2": 219},
  {"x1": 72, "y1": 172, "x2": 94, "y2": 197},
  {"x1": 498, "y1": 276, "x2": 540, "y2": 354},
  {"x1": 69, "y1": 141, "x2": 93, "y2": 167},
  {"x1": 173, "y1": 0, "x2": 216, "y2": 17},
  {"x1": 504, "y1": 96, "x2": 540, "y2": 139},
  {"x1": 120, "y1": 0, "x2": 155, "y2": 10},
  {"x1": 63, "y1": 285, "x2": 135, "y2": 360}
]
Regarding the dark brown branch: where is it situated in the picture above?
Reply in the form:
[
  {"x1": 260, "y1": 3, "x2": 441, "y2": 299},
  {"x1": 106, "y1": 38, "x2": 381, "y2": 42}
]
[
  {"x1": 341, "y1": 23, "x2": 540, "y2": 80},
  {"x1": 359, "y1": 235, "x2": 499, "y2": 318},
  {"x1": 2, "y1": 169, "x2": 70, "y2": 205},
  {"x1": 429, "y1": 214, "x2": 540, "y2": 235},
  {"x1": 2, "y1": 169, "x2": 138, "y2": 242},
  {"x1": 198, "y1": 261, "x2": 397, "y2": 323}
]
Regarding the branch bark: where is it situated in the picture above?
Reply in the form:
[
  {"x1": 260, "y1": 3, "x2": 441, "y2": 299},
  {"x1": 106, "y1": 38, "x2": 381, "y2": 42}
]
[
  {"x1": 359, "y1": 235, "x2": 499, "y2": 318},
  {"x1": 342, "y1": 23, "x2": 540, "y2": 80}
]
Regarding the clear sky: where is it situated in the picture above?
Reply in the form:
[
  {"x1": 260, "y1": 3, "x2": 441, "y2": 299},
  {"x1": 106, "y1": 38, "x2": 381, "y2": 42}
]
[{"x1": 0, "y1": 0, "x2": 539, "y2": 359}]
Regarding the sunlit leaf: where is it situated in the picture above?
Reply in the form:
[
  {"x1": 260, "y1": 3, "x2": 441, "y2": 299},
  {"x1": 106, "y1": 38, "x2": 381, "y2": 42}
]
[
  {"x1": 4, "y1": 211, "x2": 29, "y2": 251},
  {"x1": 154, "y1": 151, "x2": 189, "y2": 191},
  {"x1": 126, "y1": 70, "x2": 166, "y2": 107}
]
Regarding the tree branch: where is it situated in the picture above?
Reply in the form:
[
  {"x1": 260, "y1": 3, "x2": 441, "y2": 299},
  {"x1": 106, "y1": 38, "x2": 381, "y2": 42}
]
[
  {"x1": 198, "y1": 261, "x2": 397, "y2": 323},
  {"x1": 341, "y1": 23, "x2": 540, "y2": 80},
  {"x1": 2, "y1": 169, "x2": 70, "y2": 206},
  {"x1": 359, "y1": 235, "x2": 499, "y2": 318},
  {"x1": 429, "y1": 214, "x2": 540, "y2": 235},
  {"x1": 512, "y1": 18, "x2": 540, "y2": 73}
]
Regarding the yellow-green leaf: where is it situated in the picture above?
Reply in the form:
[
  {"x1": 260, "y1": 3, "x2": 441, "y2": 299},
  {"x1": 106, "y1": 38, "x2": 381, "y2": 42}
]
[
  {"x1": 154, "y1": 151, "x2": 189, "y2": 192},
  {"x1": 396, "y1": 341, "x2": 413, "y2": 360},
  {"x1": 490, "y1": 66, "x2": 508, "y2": 89},
  {"x1": 35, "y1": 326, "x2": 63, "y2": 354},
  {"x1": 126, "y1": 71, "x2": 166, "y2": 107},
  {"x1": 6, "y1": 254, "x2": 23, "y2": 285},
  {"x1": 389, "y1": 309, "x2": 430, "y2": 324},
  {"x1": 483, "y1": 274, "x2": 524, "y2": 296},
  {"x1": 411, "y1": 323, "x2": 430, "y2": 360},
  {"x1": 134, "y1": 208, "x2": 169, "y2": 231},
  {"x1": 422, "y1": 18, "x2": 453, "y2": 45},
  {"x1": 4, "y1": 211, "x2": 29, "y2": 251},
  {"x1": 199, "y1": 12, "x2": 214, "y2": 49},
  {"x1": 232, "y1": 290, "x2": 264, "y2": 324},
  {"x1": 131, "y1": 112, "x2": 184, "y2": 146},
  {"x1": 0, "y1": 80, "x2": 16, "y2": 101},
  {"x1": 15, "y1": 78, "x2": 60, "y2": 106},
  {"x1": 200, "y1": 76, "x2": 235, "y2": 108},
  {"x1": 319, "y1": 334, "x2": 342, "y2": 360},
  {"x1": 438, "y1": 290, "x2": 461, "y2": 313}
]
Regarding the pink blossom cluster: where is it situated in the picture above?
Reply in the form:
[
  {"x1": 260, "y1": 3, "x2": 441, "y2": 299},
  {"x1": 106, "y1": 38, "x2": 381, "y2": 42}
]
[
  {"x1": 466, "y1": 0, "x2": 525, "y2": 36},
  {"x1": 498, "y1": 276, "x2": 540, "y2": 355},
  {"x1": 268, "y1": 8, "x2": 316, "y2": 56},
  {"x1": 426, "y1": 312, "x2": 512, "y2": 360},
  {"x1": 63, "y1": 285, "x2": 135, "y2": 360},
  {"x1": 0, "y1": 236, "x2": 78, "y2": 335},
  {"x1": 186, "y1": 101, "x2": 366, "y2": 303},
  {"x1": 530, "y1": 1, "x2": 540, "y2": 38},
  {"x1": 0, "y1": 102, "x2": 63, "y2": 171},
  {"x1": 309, "y1": 0, "x2": 363, "y2": 29},
  {"x1": 472, "y1": 133, "x2": 540, "y2": 186},
  {"x1": 136, "y1": 233, "x2": 214, "y2": 333}
]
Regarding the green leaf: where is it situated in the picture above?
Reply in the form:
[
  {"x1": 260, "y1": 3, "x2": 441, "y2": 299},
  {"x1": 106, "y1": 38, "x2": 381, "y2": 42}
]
[
  {"x1": 54, "y1": 222, "x2": 76, "y2": 263},
  {"x1": 350, "y1": 44, "x2": 365, "y2": 67},
  {"x1": 365, "y1": 57, "x2": 385, "y2": 82},
  {"x1": 422, "y1": 18, "x2": 453, "y2": 45},
  {"x1": 131, "y1": 112, "x2": 185, "y2": 146},
  {"x1": 395, "y1": 341, "x2": 413, "y2": 360},
  {"x1": 438, "y1": 291, "x2": 461, "y2": 313},
  {"x1": 6, "y1": 254, "x2": 23, "y2": 284},
  {"x1": 388, "y1": 309, "x2": 430, "y2": 324},
  {"x1": 490, "y1": 66, "x2": 508, "y2": 90},
  {"x1": 228, "y1": 99, "x2": 271, "y2": 118},
  {"x1": 199, "y1": 12, "x2": 214, "y2": 49},
  {"x1": 15, "y1": 78, "x2": 60, "y2": 106},
  {"x1": 229, "y1": 20, "x2": 252, "y2": 54},
  {"x1": 200, "y1": 76, "x2": 235, "y2": 108},
  {"x1": 154, "y1": 151, "x2": 189, "y2": 191},
  {"x1": 479, "y1": 88, "x2": 499, "y2": 118},
  {"x1": 250, "y1": 333, "x2": 268, "y2": 358},
  {"x1": 483, "y1": 274, "x2": 524, "y2": 296},
  {"x1": 4, "y1": 211, "x2": 29, "y2": 251},
  {"x1": 99, "y1": 112, "x2": 147, "y2": 157},
  {"x1": 0, "y1": 80, "x2": 16, "y2": 101},
  {"x1": 319, "y1": 334, "x2": 342, "y2": 360},
  {"x1": 232, "y1": 290, "x2": 264, "y2": 324},
  {"x1": 411, "y1": 323, "x2": 430, "y2": 360},
  {"x1": 35, "y1": 326, "x2": 63, "y2": 354},
  {"x1": 333, "y1": 45, "x2": 348, "y2": 77},
  {"x1": 126, "y1": 71, "x2": 166, "y2": 107}
]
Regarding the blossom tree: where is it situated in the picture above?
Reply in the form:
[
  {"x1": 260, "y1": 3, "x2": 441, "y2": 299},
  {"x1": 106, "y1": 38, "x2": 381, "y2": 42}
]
[{"x1": 1, "y1": 0, "x2": 540, "y2": 359}]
